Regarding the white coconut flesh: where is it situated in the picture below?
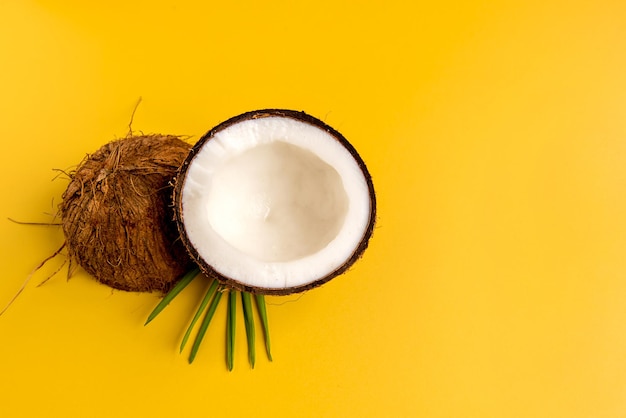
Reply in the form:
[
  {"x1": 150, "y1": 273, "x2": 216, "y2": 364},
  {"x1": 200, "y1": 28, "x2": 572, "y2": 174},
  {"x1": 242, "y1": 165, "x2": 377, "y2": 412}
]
[{"x1": 180, "y1": 115, "x2": 372, "y2": 290}]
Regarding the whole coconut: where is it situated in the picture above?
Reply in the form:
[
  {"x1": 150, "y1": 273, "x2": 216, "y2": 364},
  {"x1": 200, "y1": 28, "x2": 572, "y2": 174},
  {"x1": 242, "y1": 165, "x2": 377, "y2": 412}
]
[{"x1": 60, "y1": 134, "x2": 193, "y2": 292}]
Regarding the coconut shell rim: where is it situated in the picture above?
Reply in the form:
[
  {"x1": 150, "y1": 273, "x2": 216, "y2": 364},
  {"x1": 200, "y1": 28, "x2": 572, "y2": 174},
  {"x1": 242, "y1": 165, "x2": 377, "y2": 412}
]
[{"x1": 173, "y1": 109, "x2": 376, "y2": 296}]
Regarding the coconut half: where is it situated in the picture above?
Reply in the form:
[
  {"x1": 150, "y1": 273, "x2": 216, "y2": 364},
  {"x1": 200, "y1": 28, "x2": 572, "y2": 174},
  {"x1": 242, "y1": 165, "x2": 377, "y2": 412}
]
[
  {"x1": 173, "y1": 109, "x2": 376, "y2": 295},
  {"x1": 61, "y1": 135, "x2": 193, "y2": 292}
]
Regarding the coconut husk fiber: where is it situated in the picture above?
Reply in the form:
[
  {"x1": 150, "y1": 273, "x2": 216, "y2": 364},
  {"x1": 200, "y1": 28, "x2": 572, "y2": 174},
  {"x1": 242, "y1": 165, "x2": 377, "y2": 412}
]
[{"x1": 60, "y1": 134, "x2": 193, "y2": 292}]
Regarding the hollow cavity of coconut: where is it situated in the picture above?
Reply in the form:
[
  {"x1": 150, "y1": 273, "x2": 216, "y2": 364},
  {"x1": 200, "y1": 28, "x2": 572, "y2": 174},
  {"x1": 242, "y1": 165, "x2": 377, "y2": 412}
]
[
  {"x1": 174, "y1": 109, "x2": 376, "y2": 295},
  {"x1": 61, "y1": 135, "x2": 193, "y2": 292}
]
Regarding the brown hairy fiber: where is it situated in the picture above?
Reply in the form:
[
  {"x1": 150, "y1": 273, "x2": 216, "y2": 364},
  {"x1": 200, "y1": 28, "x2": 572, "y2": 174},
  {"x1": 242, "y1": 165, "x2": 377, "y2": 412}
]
[{"x1": 61, "y1": 135, "x2": 193, "y2": 292}]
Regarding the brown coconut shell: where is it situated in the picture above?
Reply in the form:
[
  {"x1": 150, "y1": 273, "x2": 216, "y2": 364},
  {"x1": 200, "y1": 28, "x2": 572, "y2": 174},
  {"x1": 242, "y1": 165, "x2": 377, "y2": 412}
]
[
  {"x1": 173, "y1": 109, "x2": 376, "y2": 296},
  {"x1": 61, "y1": 134, "x2": 194, "y2": 292}
]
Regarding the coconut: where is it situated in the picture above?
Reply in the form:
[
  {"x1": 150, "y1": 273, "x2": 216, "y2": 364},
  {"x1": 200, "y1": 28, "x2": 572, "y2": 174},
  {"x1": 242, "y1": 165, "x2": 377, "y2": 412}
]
[
  {"x1": 173, "y1": 109, "x2": 376, "y2": 295},
  {"x1": 61, "y1": 134, "x2": 193, "y2": 292}
]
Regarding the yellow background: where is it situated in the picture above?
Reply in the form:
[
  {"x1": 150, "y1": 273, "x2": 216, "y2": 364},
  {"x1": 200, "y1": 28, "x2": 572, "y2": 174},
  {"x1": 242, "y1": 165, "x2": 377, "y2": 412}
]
[{"x1": 2, "y1": 1, "x2": 626, "y2": 417}]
